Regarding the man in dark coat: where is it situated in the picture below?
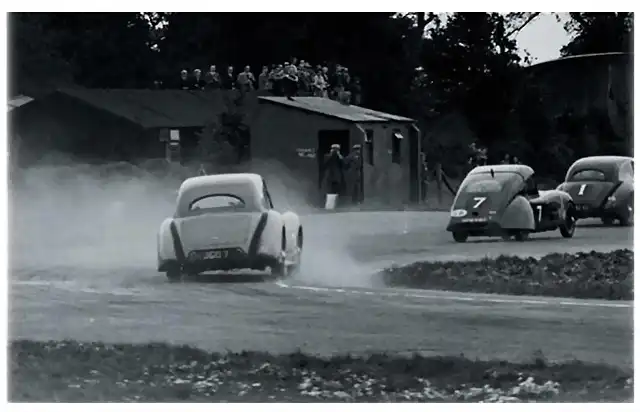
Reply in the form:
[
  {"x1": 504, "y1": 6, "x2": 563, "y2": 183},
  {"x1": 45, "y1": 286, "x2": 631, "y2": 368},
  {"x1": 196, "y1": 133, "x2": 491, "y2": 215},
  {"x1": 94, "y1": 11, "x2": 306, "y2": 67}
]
[
  {"x1": 345, "y1": 144, "x2": 363, "y2": 204},
  {"x1": 322, "y1": 144, "x2": 346, "y2": 195}
]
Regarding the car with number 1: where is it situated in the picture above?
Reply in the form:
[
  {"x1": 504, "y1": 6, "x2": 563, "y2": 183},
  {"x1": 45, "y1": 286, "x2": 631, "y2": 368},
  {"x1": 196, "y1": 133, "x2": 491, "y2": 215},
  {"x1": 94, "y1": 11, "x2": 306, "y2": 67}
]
[
  {"x1": 157, "y1": 173, "x2": 303, "y2": 280},
  {"x1": 556, "y1": 155, "x2": 633, "y2": 226},
  {"x1": 446, "y1": 164, "x2": 577, "y2": 242}
]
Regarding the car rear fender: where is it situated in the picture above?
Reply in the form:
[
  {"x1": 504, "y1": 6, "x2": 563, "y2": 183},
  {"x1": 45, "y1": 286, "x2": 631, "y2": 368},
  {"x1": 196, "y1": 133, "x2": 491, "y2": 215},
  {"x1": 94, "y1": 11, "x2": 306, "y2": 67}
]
[
  {"x1": 259, "y1": 210, "x2": 285, "y2": 258},
  {"x1": 281, "y1": 211, "x2": 301, "y2": 253},
  {"x1": 499, "y1": 195, "x2": 535, "y2": 230},
  {"x1": 613, "y1": 181, "x2": 634, "y2": 204},
  {"x1": 157, "y1": 217, "x2": 177, "y2": 270}
]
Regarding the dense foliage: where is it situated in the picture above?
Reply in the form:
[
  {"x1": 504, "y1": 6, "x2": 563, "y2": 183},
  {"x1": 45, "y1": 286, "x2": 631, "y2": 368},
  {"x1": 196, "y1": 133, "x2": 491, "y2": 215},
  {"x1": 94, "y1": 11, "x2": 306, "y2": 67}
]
[
  {"x1": 9, "y1": 12, "x2": 633, "y2": 175},
  {"x1": 382, "y1": 249, "x2": 633, "y2": 300}
]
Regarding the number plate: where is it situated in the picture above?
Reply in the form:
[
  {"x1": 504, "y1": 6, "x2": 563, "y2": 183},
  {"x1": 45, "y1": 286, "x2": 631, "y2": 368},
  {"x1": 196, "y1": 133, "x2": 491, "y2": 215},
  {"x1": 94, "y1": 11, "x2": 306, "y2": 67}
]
[{"x1": 203, "y1": 249, "x2": 230, "y2": 260}]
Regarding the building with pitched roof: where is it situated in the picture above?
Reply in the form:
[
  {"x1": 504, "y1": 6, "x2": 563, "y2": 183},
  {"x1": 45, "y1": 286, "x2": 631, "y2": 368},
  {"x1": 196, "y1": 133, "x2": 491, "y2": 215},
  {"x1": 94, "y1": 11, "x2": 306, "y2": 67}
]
[{"x1": 251, "y1": 96, "x2": 421, "y2": 206}]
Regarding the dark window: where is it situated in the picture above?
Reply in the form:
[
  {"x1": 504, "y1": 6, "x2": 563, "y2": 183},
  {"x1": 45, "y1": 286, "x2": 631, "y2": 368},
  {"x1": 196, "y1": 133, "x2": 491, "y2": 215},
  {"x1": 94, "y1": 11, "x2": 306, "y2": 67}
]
[
  {"x1": 570, "y1": 169, "x2": 607, "y2": 182},
  {"x1": 188, "y1": 194, "x2": 245, "y2": 215},
  {"x1": 391, "y1": 130, "x2": 403, "y2": 164},
  {"x1": 365, "y1": 129, "x2": 374, "y2": 166}
]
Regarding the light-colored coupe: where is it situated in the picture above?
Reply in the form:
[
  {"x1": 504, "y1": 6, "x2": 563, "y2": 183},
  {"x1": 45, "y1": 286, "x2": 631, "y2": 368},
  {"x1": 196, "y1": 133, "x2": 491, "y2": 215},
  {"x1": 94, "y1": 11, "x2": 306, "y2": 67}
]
[{"x1": 157, "y1": 173, "x2": 303, "y2": 280}]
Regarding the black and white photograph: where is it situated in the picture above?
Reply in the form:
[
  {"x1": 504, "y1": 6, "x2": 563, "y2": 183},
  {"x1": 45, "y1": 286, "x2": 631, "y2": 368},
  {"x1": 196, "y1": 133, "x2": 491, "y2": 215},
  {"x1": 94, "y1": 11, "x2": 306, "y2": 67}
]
[{"x1": 3, "y1": 6, "x2": 636, "y2": 404}]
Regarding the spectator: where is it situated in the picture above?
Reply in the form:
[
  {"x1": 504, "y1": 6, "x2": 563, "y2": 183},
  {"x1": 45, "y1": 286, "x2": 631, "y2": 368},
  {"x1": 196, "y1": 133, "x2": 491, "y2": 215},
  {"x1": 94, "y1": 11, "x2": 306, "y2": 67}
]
[
  {"x1": 345, "y1": 144, "x2": 363, "y2": 204},
  {"x1": 420, "y1": 152, "x2": 429, "y2": 203},
  {"x1": 322, "y1": 144, "x2": 346, "y2": 196},
  {"x1": 501, "y1": 153, "x2": 511, "y2": 164},
  {"x1": 258, "y1": 66, "x2": 270, "y2": 91},
  {"x1": 179, "y1": 69, "x2": 190, "y2": 90},
  {"x1": 222, "y1": 66, "x2": 235, "y2": 90},
  {"x1": 191, "y1": 69, "x2": 205, "y2": 90},
  {"x1": 270, "y1": 64, "x2": 285, "y2": 96},
  {"x1": 283, "y1": 63, "x2": 299, "y2": 98},
  {"x1": 204, "y1": 65, "x2": 221, "y2": 90},
  {"x1": 512, "y1": 156, "x2": 521, "y2": 165},
  {"x1": 340, "y1": 67, "x2": 352, "y2": 104},
  {"x1": 298, "y1": 62, "x2": 313, "y2": 93},
  {"x1": 312, "y1": 68, "x2": 328, "y2": 97},
  {"x1": 236, "y1": 65, "x2": 256, "y2": 92},
  {"x1": 350, "y1": 77, "x2": 362, "y2": 105}
]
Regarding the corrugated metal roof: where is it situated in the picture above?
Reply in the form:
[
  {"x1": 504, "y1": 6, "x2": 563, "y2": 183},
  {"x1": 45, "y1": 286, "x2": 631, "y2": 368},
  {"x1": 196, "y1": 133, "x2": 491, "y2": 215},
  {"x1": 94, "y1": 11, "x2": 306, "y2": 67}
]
[
  {"x1": 55, "y1": 88, "x2": 225, "y2": 129},
  {"x1": 258, "y1": 96, "x2": 414, "y2": 123}
]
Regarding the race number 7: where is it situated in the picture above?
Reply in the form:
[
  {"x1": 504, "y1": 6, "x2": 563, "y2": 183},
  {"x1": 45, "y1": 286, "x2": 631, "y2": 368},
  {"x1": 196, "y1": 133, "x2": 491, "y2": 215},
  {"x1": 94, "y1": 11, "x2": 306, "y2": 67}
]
[
  {"x1": 473, "y1": 197, "x2": 486, "y2": 208},
  {"x1": 536, "y1": 205, "x2": 543, "y2": 222},
  {"x1": 578, "y1": 184, "x2": 587, "y2": 195}
]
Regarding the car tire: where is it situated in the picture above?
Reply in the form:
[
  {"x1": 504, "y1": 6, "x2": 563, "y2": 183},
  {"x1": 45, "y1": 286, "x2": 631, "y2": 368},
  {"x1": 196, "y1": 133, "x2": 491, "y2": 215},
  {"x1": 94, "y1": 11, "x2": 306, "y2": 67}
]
[
  {"x1": 559, "y1": 205, "x2": 576, "y2": 238},
  {"x1": 618, "y1": 201, "x2": 633, "y2": 226},
  {"x1": 288, "y1": 229, "x2": 303, "y2": 275},
  {"x1": 601, "y1": 216, "x2": 615, "y2": 226},
  {"x1": 452, "y1": 231, "x2": 468, "y2": 243},
  {"x1": 271, "y1": 230, "x2": 288, "y2": 277},
  {"x1": 513, "y1": 231, "x2": 529, "y2": 241},
  {"x1": 166, "y1": 268, "x2": 181, "y2": 282}
]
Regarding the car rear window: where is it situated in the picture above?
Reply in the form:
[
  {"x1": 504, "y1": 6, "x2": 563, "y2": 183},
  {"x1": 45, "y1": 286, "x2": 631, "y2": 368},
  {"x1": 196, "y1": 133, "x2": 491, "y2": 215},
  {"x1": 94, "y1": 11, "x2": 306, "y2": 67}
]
[
  {"x1": 464, "y1": 180, "x2": 503, "y2": 193},
  {"x1": 460, "y1": 173, "x2": 513, "y2": 193},
  {"x1": 188, "y1": 194, "x2": 246, "y2": 213},
  {"x1": 570, "y1": 169, "x2": 607, "y2": 182}
]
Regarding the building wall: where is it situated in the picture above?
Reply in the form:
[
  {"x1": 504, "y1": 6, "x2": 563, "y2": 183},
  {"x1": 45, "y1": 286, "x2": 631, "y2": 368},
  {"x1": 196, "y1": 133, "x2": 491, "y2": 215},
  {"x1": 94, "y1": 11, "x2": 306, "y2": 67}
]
[
  {"x1": 9, "y1": 94, "x2": 148, "y2": 165},
  {"x1": 250, "y1": 102, "x2": 418, "y2": 207}
]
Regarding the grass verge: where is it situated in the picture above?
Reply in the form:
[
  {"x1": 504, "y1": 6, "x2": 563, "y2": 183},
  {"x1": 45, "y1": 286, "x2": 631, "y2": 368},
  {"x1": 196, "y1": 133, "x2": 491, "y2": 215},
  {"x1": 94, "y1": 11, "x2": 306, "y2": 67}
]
[
  {"x1": 381, "y1": 249, "x2": 633, "y2": 300},
  {"x1": 10, "y1": 340, "x2": 632, "y2": 402}
]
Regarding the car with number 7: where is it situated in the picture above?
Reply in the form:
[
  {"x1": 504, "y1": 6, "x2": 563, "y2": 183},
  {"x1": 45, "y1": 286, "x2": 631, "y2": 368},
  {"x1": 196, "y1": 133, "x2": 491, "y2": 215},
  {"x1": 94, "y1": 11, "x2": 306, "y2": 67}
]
[
  {"x1": 556, "y1": 156, "x2": 633, "y2": 226},
  {"x1": 446, "y1": 164, "x2": 576, "y2": 242}
]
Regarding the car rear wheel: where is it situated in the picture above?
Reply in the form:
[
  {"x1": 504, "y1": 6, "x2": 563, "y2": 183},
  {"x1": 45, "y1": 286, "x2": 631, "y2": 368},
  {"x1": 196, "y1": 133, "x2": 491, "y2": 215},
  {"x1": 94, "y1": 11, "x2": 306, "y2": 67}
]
[
  {"x1": 452, "y1": 231, "x2": 468, "y2": 243},
  {"x1": 166, "y1": 268, "x2": 181, "y2": 282},
  {"x1": 559, "y1": 206, "x2": 576, "y2": 238},
  {"x1": 601, "y1": 216, "x2": 615, "y2": 226},
  {"x1": 618, "y1": 201, "x2": 633, "y2": 226},
  {"x1": 513, "y1": 231, "x2": 529, "y2": 241}
]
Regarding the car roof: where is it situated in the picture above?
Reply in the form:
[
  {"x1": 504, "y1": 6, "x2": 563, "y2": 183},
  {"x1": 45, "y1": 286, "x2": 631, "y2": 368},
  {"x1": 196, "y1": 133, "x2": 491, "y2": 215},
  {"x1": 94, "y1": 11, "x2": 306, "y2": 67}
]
[
  {"x1": 179, "y1": 173, "x2": 263, "y2": 193},
  {"x1": 469, "y1": 164, "x2": 534, "y2": 178},
  {"x1": 570, "y1": 155, "x2": 632, "y2": 169}
]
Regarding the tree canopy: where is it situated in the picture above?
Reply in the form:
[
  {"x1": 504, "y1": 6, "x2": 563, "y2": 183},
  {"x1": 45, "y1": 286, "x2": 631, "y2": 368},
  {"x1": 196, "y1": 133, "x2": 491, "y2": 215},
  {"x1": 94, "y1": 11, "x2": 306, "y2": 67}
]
[{"x1": 9, "y1": 12, "x2": 633, "y2": 177}]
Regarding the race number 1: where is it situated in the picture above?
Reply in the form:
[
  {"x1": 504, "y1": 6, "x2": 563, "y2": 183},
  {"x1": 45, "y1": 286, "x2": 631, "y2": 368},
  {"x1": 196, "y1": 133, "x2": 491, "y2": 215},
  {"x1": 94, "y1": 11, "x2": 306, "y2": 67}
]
[
  {"x1": 578, "y1": 184, "x2": 587, "y2": 195},
  {"x1": 473, "y1": 197, "x2": 486, "y2": 208}
]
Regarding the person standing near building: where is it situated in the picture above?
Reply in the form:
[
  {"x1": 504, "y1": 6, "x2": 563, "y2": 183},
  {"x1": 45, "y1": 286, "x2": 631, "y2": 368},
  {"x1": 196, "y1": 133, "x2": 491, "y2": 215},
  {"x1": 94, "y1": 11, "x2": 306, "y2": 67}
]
[
  {"x1": 322, "y1": 144, "x2": 346, "y2": 196},
  {"x1": 345, "y1": 144, "x2": 363, "y2": 204}
]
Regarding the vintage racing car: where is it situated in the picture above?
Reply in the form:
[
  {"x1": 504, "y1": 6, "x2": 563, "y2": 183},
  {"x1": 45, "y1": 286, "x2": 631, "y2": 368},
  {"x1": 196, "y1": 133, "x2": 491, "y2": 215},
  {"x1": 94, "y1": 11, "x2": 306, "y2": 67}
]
[
  {"x1": 556, "y1": 155, "x2": 634, "y2": 226},
  {"x1": 446, "y1": 164, "x2": 576, "y2": 242},
  {"x1": 157, "y1": 173, "x2": 303, "y2": 280}
]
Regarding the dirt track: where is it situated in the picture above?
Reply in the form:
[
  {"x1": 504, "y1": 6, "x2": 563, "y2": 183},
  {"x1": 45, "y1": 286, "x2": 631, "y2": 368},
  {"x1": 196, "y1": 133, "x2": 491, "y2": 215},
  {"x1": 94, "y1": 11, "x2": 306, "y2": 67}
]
[{"x1": 10, "y1": 210, "x2": 633, "y2": 370}]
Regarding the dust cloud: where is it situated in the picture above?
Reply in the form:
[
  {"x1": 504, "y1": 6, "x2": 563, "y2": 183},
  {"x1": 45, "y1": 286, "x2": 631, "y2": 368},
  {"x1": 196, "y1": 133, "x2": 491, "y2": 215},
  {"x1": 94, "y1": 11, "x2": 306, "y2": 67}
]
[{"x1": 9, "y1": 155, "x2": 377, "y2": 288}]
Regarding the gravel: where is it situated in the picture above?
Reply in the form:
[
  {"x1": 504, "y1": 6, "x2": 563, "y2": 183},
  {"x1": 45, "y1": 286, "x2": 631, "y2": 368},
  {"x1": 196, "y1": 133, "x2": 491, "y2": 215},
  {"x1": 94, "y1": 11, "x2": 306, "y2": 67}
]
[{"x1": 10, "y1": 340, "x2": 633, "y2": 402}]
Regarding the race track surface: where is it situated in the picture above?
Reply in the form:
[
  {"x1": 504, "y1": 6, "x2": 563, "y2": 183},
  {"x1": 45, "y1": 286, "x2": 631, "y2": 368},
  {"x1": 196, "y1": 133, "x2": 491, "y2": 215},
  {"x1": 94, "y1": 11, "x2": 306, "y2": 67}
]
[{"x1": 10, "y1": 212, "x2": 634, "y2": 369}]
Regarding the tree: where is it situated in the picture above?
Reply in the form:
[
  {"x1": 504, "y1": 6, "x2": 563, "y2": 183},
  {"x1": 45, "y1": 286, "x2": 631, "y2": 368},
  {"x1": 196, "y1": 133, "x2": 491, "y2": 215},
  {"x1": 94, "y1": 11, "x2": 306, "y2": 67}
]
[
  {"x1": 561, "y1": 13, "x2": 633, "y2": 56},
  {"x1": 45, "y1": 12, "x2": 158, "y2": 88},
  {"x1": 9, "y1": 13, "x2": 74, "y2": 97},
  {"x1": 414, "y1": 13, "x2": 524, "y2": 155}
]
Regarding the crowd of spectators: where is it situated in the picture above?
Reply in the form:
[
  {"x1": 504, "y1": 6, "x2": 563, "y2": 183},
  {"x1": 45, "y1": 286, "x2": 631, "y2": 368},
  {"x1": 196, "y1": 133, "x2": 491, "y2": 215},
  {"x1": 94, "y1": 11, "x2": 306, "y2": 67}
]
[{"x1": 171, "y1": 58, "x2": 363, "y2": 105}]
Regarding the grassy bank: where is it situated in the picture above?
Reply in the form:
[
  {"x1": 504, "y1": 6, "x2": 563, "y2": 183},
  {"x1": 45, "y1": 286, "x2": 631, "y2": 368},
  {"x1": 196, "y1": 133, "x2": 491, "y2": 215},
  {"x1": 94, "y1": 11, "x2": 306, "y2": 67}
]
[
  {"x1": 10, "y1": 340, "x2": 632, "y2": 402},
  {"x1": 381, "y1": 249, "x2": 633, "y2": 300}
]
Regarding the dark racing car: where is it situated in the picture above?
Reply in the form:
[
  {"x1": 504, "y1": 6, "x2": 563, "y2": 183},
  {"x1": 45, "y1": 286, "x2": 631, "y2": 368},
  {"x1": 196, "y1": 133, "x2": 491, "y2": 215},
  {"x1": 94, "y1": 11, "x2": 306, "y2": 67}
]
[
  {"x1": 557, "y1": 155, "x2": 634, "y2": 226},
  {"x1": 446, "y1": 165, "x2": 576, "y2": 242}
]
